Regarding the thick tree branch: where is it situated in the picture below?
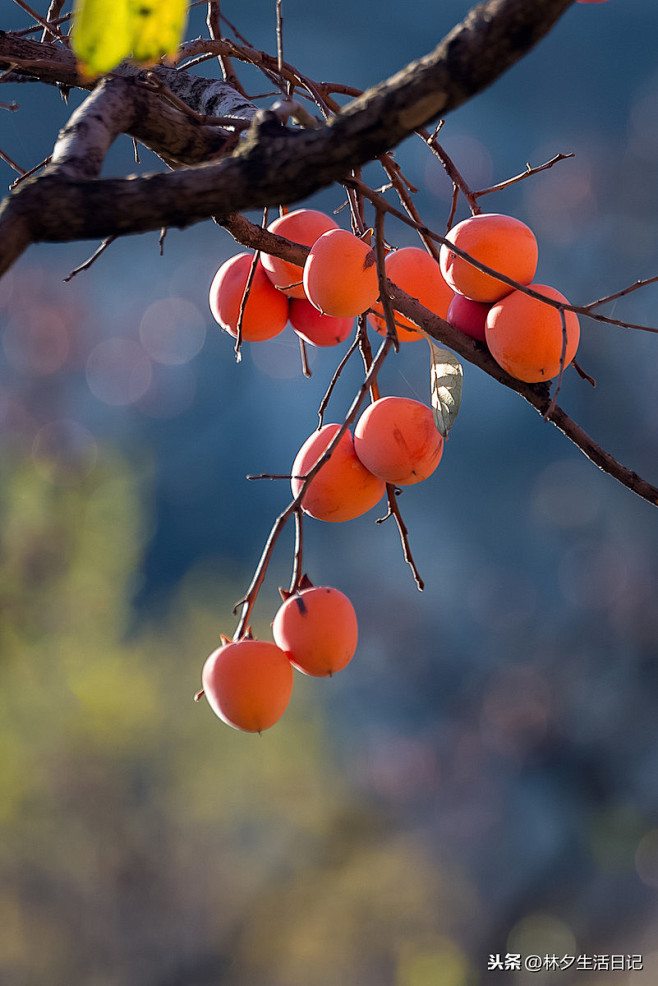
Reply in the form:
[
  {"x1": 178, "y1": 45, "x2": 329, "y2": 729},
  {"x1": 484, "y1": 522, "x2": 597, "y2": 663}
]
[{"x1": 0, "y1": 0, "x2": 572, "y2": 275}]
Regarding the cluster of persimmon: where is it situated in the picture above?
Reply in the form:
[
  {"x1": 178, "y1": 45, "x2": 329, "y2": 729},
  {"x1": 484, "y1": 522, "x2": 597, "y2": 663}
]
[
  {"x1": 440, "y1": 213, "x2": 580, "y2": 383},
  {"x1": 200, "y1": 580, "x2": 358, "y2": 732},
  {"x1": 209, "y1": 206, "x2": 580, "y2": 384},
  {"x1": 203, "y1": 203, "x2": 582, "y2": 733}
]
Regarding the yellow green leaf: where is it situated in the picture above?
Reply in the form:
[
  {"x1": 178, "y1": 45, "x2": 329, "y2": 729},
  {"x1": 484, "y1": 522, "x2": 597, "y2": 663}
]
[
  {"x1": 128, "y1": 0, "x2": 189, "y2": 65},
  {"x1": 72, "y1": 0, "x2": 132, "y2": 77},
  {"x1": 72, "y1": 0, "x2": 188, "y2": 77}
]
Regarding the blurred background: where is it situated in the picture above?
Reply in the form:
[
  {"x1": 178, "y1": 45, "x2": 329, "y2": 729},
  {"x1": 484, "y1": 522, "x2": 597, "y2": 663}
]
[{"x1": 1, "y1": 1, "x2": 658, "y2": 983}]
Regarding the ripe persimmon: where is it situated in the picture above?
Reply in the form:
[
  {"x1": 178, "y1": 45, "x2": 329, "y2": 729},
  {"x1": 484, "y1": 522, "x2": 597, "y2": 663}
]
[
  {"x1": 485, "y1": 284, "x2": 580, "y2": 383},
  {"x1": 303, "y1": 229, "x2": 379, "y2": 318},
  {"x1": 370, "y1": 247, "x2": 454, "y2": 342},
  {"x1": 289, "y1": 298, "x2": 354, "y2": 347},
  {"x1": 261, "y1": 209, "x2": 339, "y2": 299},
  {"x1": 439, "y1": 213, "x2": 538, "y2": 303},
  {"x1": 201, "y1": 637, "x2": 294, "y2": 732},
  {"x1": 354, "y1": 396, "x2": 444, "y2": 486},
  {"x1": 291, "y1": 423, "x2": 385, "y2": 522},
  {"x1": 273, "y1": 585, "x2": 358, "y2": 677},
  {"x1": 209, "y1": 252, "x2": 290, "y2": 342},
  {"x1": 447, "y1": 293, "x2": 490, "y2": 343}
]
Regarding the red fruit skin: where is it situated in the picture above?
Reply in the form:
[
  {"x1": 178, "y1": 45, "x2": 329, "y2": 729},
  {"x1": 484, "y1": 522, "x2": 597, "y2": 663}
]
[
  {"x1": 446, "y1": 293, "x2": 490, "y2": 343},
  {"x1": 289, "y1": 298, "x2": 354, "y2": 347},
  {"x1": 272, "y1": 586, "x2": 358, "y2": 677},
  {"x1": 201, "y1": 639, "x2": 294, "y2": 732}
]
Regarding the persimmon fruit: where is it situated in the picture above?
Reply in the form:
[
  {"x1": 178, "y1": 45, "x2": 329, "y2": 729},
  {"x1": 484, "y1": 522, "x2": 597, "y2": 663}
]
[
  {"x1": 370, "y1": 247, "x2": 454, "y2": 342},
  {"x1": 201, "y1": 637, "x2": 294, "y2": 732},
  {"x1": 291, "y1": 423, "x2": 385, "y2": 522},
  {"x1": 485, "y1": 284, "x2": 580, "y2": 383},
  {"x1": 209, "y1": 252, "x2": 290, "y2": 341},
  {"x1": 261, "y1": 209, "x2": 339, "y2": 299},
  {"x1": 289, "y1": 298, "x2": 354, "y2": 347},
  {"x1": 447, "y1": 293, "x2": 490, "y2": 343},
  {"x1": 439, "y1": 213, "x2": 538, "y2": 303},
  {"x1": 272, "y1": 585, "x2": 358, "y2": 677},
  {"x1": 303, "y1": 229, "x2": 379, "y2": 318},
  {"x1": 354, "y1": 396, "x2": 444, "y2": 486}
]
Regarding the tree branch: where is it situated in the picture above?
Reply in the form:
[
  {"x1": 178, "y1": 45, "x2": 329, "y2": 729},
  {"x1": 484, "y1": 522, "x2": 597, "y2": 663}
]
[{"x1": 0, "y1": 0, "x2": 573, "y2": 276}]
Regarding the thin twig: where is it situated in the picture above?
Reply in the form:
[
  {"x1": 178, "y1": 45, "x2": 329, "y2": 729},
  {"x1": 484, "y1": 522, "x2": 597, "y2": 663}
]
[
  {"x1": 544, "y1": 307, "x2": 568, "y2": 419},
  {"x1": 472, "y1": 152, "x2": 575, "y2": 198},
  {"x1": 11, "y1": 0, "x2": 67, "y2": 42},
  {"x1": 373, "y1": 207, "x2": 399, "y2": 353},
  {"x1": 582, "y1": 275, "x2": 658, "y2": 311},
  {"x1": 206, "y1": 0, "x2": 248, "y2": 97},
  {"x1": 276, "y1": 0, "x2": 285, "y2": 85},
  {"x1": 234, "y1": 250, "x2": 259, "y2": 360},
  {"x1": 0, "y1": 148, "x2": 26, "y2": 175},
  {"x1": 10, "y1": 154, "x2": 51, "y2": 188},
  {"x1": 298, "y1": 334, "x2": 311, "y2": 377},
  {"x1": 377, "y1": 485, "x2": 425, "y2": 591},
  {"x1": 233, "y1": 333, "x2": 394, "y2": 637},
  {"x1": 290, "y1": 507, "x2": 303, "y2": 594},
  {"x1": 41, "y1": 0, "x2": 66, "y2": 43},
  {"x1": 380, "y1": 153, "x2": 440, "y2": 262},
  {"x1": 420, "y1": 127, "x2": 481, "y2": 216},
  {"x1": 317, "y1": 333, "x2": 361, "y2": 427},
  {"x1": 7, "y1": 12, "x2": 71, "y2": 38},
  {"x1": 573, "y1": 360, "x2": 596, "y2": 387},
  {"x1": 63, "y1": 236, "x2": 116, "y2": 281}
]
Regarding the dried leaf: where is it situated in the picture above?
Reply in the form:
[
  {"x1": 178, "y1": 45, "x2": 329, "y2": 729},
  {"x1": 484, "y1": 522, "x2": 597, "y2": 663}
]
[
  {"x1": 72, "y1": 0, "x2": 188, "y2": 77},
  {"x1": 428, "y1": 339, "x2": 463, "y2": 437}
]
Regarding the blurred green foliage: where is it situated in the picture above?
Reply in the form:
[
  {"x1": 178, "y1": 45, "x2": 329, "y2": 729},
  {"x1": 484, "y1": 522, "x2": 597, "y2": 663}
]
[{"x1": 0, "y1": 449, "x2": 472, "y2": 986}]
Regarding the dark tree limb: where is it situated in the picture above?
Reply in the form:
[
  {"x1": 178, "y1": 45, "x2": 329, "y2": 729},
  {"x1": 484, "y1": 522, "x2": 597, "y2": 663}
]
[{"x1": 0, "y1": 0, "x2": 573, "y2": 276}]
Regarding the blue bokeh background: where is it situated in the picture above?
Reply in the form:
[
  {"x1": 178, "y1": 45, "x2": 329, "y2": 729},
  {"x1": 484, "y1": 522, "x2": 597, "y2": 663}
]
[{"x1": 1, "y1": 2, "x2": 658, "y2": 984}]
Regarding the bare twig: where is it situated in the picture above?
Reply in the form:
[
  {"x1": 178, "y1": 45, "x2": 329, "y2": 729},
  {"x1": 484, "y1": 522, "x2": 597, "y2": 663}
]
[
  {"x1": 10, "y1": 154, "x2": 51, "y2": 188},
  {"x1": 0, "y1": 148, "x2": 26, "y2": 176},
  {"x1": 472, "y1": 151, "x2": 575, "y2": 198},
  {"x1": 233, "y1": 333, "x2": 394, "y2": 637},
  {"x1": 582, "y1": 275, "x2": 658, "y2": 311},
  {"x1": 290, "y1": 507, "x2": 303, "y2": 594},
  {"x1": 317, "y1": 333, "x2": 361, "y2": 427},
  {"x1": 63, "y1": 236, "x2": 116, "y2": 281},
  {"x1": 377, "y1": 485, "x2": 425, "y2": 591},
  {"x1": 11, "y1": 0, "x2": 67, "y2": 42},
  {"x1": 298, "y1": 335, "x2": 312, "y2": 377},
  {"x1": 421, "y1": 127, "x2": 481, "y2": 217},
  {"x1": 206, "y1": 0, "x2": 248, "y2": 97},
  {"x1": 41, "y1": 0, "x2": 66, "y2": 43},
  {"x1": 544, "y1": 307, "x2": 568, "y2": 419}
]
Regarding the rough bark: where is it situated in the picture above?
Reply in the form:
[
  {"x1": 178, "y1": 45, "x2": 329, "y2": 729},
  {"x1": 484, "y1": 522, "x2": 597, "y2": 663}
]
[{"x1": 0, "y1": 0, "x2": 573, "y2": 274}]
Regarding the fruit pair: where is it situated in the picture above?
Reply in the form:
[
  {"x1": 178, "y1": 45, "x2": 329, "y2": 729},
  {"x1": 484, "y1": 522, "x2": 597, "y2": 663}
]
[
  {"x1": 201, "y1": 583, "x2": 358, "y2": 732},
  {"x1": 441, "y1": 212, "x2": 580, "y2": 382},
  {"x1": 291, "y1": 396, "x2": 444, "y2": 523}
]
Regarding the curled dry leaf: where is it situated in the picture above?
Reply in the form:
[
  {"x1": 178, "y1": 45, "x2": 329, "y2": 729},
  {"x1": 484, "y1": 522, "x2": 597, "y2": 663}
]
[{"x1": 428, "y1": 339, "x2": 463, "y2": 437}]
